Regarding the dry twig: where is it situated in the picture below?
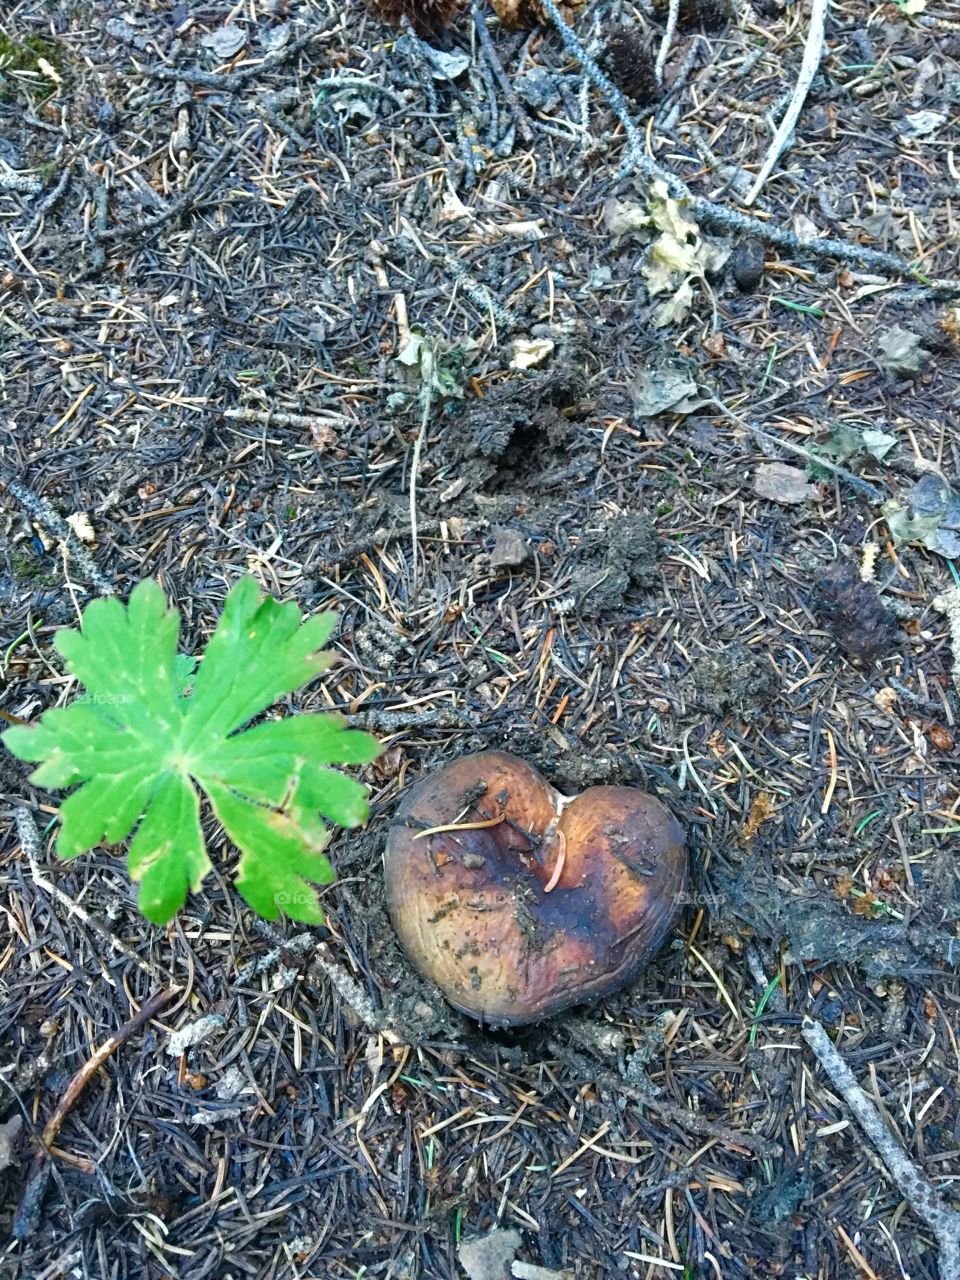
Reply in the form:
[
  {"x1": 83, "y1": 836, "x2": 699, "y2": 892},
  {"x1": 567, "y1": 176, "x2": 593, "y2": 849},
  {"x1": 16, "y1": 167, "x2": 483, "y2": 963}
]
[
  {"x1": 745, "y1": 0, "x2": 828, "y2": 205},
  {"x1": 309, "y1": 942, "x2": 403, "y2": 1045},
  {"x1": 0, "y1": 468, "x2": 114, "y2": 595},
  {"x1": 15, "y1": 809, "x2": 163, "y2": 983},
  {"x1": 746, "y1": 947, "x2": 960, "y2": 1280},
  {"x1": 655, "y1": 0, "x2": 681, "y2": 85},
  {"x1": 13, "y1": 986, "x2": 179, "y2": 1240},
  {"x1": 801, "y1": 1018, "x2": 960, "y2": 1280}
]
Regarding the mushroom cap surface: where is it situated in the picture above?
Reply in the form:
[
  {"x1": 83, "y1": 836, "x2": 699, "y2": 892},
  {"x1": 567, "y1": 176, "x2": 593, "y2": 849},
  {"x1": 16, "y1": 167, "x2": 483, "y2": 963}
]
[{"x1": 384, "y1": 751, "x2": 688, "y2": 1026}]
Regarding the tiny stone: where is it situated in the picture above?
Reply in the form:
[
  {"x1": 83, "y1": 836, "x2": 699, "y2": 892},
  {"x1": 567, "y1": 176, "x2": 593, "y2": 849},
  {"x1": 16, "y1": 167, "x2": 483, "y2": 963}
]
[
  {"x1": 458, "y1": 1228, "x2": 523, "y2": 1280},
  {"x1": 490, "y1": 526, "x2": 528, "y2": 569}
]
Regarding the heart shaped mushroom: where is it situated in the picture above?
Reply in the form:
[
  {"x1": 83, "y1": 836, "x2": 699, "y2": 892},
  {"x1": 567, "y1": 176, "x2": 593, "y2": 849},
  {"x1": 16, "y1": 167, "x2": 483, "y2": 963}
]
[{"x1": 384, "y1": 751, "x2": 688, "y2": 1026}]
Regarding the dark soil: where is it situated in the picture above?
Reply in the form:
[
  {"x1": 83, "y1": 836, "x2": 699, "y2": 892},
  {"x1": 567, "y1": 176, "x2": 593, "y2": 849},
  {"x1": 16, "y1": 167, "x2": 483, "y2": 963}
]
[
  {"x1": 2, "y1": 0, "x2": 960, "y2": 1277},
  {"x1": 694, "y1": 639, "x2": 779, "y2": 722}
]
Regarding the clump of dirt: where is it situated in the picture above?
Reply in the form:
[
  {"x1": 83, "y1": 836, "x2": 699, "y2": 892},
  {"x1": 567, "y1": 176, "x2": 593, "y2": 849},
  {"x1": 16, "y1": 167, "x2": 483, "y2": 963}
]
[
  {"x1": 810, "y1": 560, "x2": 900, "y2": 662},
  {"x1": 694, "y1": 641, "x2": 778, "y2": 722},
  {"x1": 436, "y1": 368, "x2": 587, "y2": 496},
  {"x1": 569, "y1": 511, "x2": 662, "y2": 612},
  {"x1": 715, "y1": 861, "x2": 960, "y2": 983},
  {"x1": 551, "y1": 752, "x2": 622, "y2": 792}
]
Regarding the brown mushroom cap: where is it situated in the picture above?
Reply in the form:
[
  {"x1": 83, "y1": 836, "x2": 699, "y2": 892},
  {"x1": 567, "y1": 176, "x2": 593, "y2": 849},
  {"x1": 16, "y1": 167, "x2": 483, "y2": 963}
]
[{"x1": 384, "y1": 751, "x2": 688, "y2": 1027}]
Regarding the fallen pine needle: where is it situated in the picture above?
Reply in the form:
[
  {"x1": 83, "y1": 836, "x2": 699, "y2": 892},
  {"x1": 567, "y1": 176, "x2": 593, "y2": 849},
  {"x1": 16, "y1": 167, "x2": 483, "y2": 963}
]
[
  {"x1": 414, "y1": 814, "x2": 504, "y2": 840},
  {"x1": 821, "y1": 726, "x2": 838, "y2": 814},
  {"x1": 688, "y1": 943, "x2": 740, "y2": 1021},
  {"x1": 553, "y1": 1120, "x2": 612, "y2": 1176}
]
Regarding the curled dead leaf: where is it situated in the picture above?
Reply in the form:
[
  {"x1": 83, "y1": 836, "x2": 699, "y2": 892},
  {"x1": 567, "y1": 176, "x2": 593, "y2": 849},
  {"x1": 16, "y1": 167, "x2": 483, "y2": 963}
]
[
  {"x1": 742, "y1": 792, "x2": 776, "y2": 841},
  {"x1": 753, "y1": 462, "x2": 819, "y2": 506},
  {"x1": 926, "y1": 724, "x2": 954, "y2": 752}
]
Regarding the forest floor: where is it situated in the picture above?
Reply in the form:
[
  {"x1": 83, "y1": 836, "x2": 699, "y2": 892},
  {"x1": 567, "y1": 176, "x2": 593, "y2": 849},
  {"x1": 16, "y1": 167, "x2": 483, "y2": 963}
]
[{"x1": 1, "y1": 0, "x2": 959, "y2": 1277}]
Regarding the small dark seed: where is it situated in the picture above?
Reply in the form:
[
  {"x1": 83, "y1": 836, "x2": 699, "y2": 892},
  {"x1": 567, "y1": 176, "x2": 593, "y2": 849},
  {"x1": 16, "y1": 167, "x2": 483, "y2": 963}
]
[{"x1": 732, "y1": 239, "x2": 766, "y2": 292}]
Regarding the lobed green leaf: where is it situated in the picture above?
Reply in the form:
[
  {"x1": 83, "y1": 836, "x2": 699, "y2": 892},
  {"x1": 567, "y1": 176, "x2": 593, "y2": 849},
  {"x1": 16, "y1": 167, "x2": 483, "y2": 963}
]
[
  {"x1": 1, "y1": 576, "x2": 380, "y2": 925},
  {"x1": 180, "y1": 578, "x2": 338, "y2": 749},
  {"x1": 126, "y1": 772, "x2": 210, "y2": 923},
  {"x1": 207, "y1": 781, "x2": 335, "y2": 924},
  {"x1": 54, "y1": 579, "x2": 183, "y2": 737},
  {"x1": 7, "y1": 704, "x2": 157, "y2": 789}
]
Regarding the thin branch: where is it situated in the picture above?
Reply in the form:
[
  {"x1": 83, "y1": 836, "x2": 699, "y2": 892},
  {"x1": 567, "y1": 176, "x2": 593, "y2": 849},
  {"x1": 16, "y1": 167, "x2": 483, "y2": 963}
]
[
  {"x1": 745, "y1": 946, "x2": 960, "y2": 1280},
  {"x1": 309, "y1": 942, "x2": 402, "y2": 1045},
  {"x1": 247, "y1": 918, "x2": 402, "y2": 1043},
  {"x1": 15, "y1": 809, "x2": 163, "y2": 983},
  {"x1": 704, "y1": 395, "x2": 885, "y2": 502},
  {"x1": 537, "y1": 0, "x2": 959, "y2": 289},
  {"x1": 42, "y1": 988, "x2": 179, "y2": 1150},
  {"x1": 13, "y1": 986, "x2": 179, "y2": 1240},
  {"x1": 472, "y1": 2, "x2": 533, "y2": 143},
  {"x1": 745, "y1": 0, "x2": 829, "y2": 205},
  {"x1": 690, "y1": 200, "x2": 957, "y2": 290},
  {"x1": 223, "y1": 407, "x2": 350, "y2": 431},
  {"x1": 802, "y1": 1017, "x2": 960, "y2": 1280},
  {"x1": 538, "y1": 0, "x2": 644, "y2": 176},
  {"x1": 409, "y1": 357, "x2": 435, "y2": 599},
  {"x1": 95, "y1": 141, "x2": 236, "y2": 244},
  {"x1": 655, "y1": 0, "x2": 681, "y2": 85},
  {"x1": 0, "y1": 467, "x2": 114, "y2": 595}
]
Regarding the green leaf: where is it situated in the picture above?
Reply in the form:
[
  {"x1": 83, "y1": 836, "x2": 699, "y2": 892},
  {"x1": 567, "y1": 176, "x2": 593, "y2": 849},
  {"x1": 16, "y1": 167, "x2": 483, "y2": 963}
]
[
  {"x1": 180, "y1": 578, "x2": 337, "y2": 748},
  {"x1": 54, "y1": 578, "x2": 183, "y2": 737},
  {"x1": 207, "y1": 781, "x2": 334, "y2": 924},
  {"x1": 2, "y1": 576, "x2": 380, "y2": 924},
  {"x1": 4, "y1": 704, "x2": 154, "y2": 791},
  {"x1": 127, "y1": 773, "x2": 208, "y2": 924},
  {"x1": 58, "y1": 768, "x2": 161, "y2": 855}
]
